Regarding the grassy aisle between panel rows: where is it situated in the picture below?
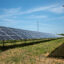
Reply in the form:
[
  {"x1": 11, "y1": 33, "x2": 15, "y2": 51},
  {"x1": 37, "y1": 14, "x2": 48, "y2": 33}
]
[{"x1": 0, "y1": 38, "x2": 64, "y2": 64}]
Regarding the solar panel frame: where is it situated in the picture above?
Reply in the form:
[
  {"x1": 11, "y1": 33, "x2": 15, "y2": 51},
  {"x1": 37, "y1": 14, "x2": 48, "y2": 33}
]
[{"x1": 0, "y1": 26, "x2": 63, "y2": 41}]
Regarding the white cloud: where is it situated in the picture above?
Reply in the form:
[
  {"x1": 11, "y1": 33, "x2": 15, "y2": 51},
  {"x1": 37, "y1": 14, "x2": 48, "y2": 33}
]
[
  {"x1": 0, "y1": 8, "x2": 21, "y2": 20},
  {"x1": 49, "y1": 6, "x2": 64, "y2": 13},
  {"x1": 19, "y1": 5, "x2": 57, "y2": 14},
  {"x1": 2, "y1": 18, "x2": 15, "y2": 22},
  {"x1": 26, "y1": 15, "x2": 47, "y2": 19},
  {"x1": 20, "y1": 4, "x2": 64, "y2": 14},
  {"x1": 3, "y1": 8, "x2": 21, "y2": 15},
  {"x1": 43, "y1": 16, "x2": 64, "y2": 22},
  {"x1": 0, "y1": 4, "x2": 64, "y2": 17},
  {"x1": 1, "y1": 4, "x2": 64, "y2": 16},
  {"x1": 21, "y1": 5, "x2": 53, "y2": 14},
  {"x1": 0, "y1": 4, "x2": 64, "y2": 22}
]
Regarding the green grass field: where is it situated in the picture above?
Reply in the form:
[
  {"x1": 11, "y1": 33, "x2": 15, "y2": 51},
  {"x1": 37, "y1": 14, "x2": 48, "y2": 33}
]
[{"x1": 0, "y1": 38, "x2": 64, "y2": 64}]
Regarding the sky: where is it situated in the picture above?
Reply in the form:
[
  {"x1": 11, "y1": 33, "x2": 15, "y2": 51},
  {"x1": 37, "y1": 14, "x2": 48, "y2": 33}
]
[{"x1": 0, "y1": 0, "x2": 64, "y2": 34}]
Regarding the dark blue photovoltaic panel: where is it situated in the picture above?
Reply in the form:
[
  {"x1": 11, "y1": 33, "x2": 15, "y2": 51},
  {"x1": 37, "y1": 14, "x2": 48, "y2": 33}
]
[
  {"x1": 0, "y1": 26, "x2": 63, "y2": 40},
  {"x1": 0, "y1": 31, "x2": 6, "y2": 35}
]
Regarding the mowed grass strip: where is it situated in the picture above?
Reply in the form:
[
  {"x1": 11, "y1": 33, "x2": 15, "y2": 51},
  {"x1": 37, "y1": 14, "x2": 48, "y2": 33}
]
[{"x1": 0, "y1": 38, "x2": 64, "y2": 64}]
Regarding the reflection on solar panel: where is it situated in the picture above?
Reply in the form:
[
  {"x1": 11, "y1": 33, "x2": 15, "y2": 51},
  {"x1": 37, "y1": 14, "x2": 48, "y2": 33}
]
[{"x1": 0, "y1": 26, "x2": 63, "y2": 40}]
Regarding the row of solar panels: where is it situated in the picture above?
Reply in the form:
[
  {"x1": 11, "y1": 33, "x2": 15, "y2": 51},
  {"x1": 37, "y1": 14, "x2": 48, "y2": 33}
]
[{"x1": 0, "y1": 26, "x2": 63, "y2": 40}]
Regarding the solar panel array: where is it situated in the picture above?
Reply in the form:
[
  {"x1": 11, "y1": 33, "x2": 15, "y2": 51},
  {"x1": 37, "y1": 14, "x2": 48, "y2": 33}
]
[{"x1": 0, "y1": 26, "x2": 63, "y2": 40}]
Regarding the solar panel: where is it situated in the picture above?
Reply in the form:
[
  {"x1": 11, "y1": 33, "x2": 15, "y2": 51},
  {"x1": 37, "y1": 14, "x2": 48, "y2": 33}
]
[{"x1": 0, "y1": 26, "x2": 63, "y2": 41}]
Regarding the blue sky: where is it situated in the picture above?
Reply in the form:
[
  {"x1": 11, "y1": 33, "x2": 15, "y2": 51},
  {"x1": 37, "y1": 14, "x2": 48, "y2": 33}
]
[{"x1": 0, "y1": 0, "x2": 64, "y2": 34}]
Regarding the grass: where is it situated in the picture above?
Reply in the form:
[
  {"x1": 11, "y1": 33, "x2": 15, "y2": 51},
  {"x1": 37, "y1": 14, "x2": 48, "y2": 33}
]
[{"x1": 0, "y1": 38, "x2": 64, "y2": 64}]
